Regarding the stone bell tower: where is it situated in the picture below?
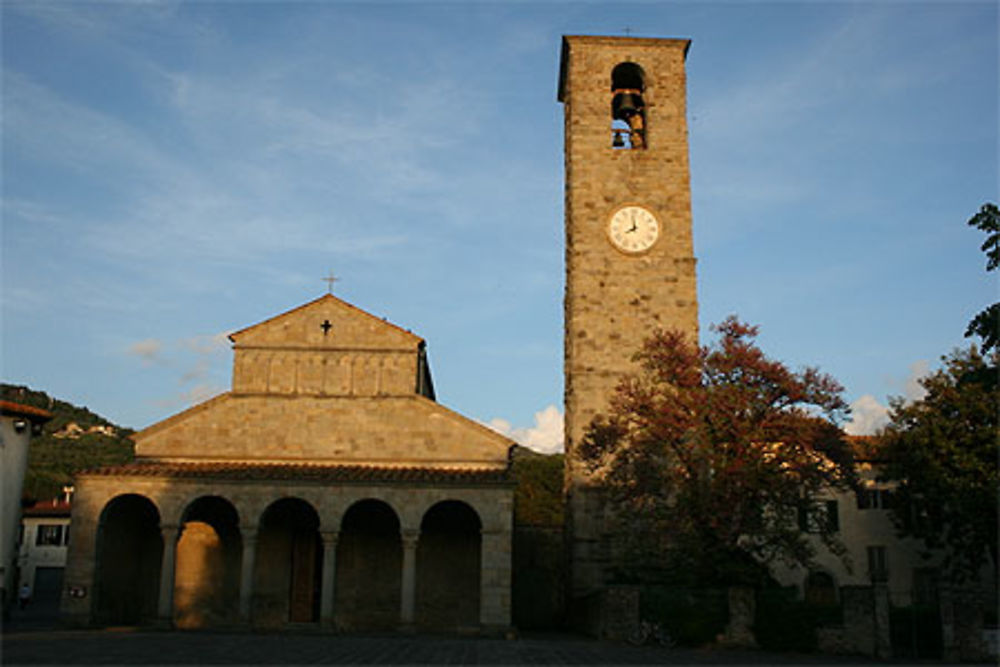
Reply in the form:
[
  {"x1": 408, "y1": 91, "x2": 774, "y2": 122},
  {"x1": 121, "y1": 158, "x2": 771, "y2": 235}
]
[{"x1": 558, "y1": 35, "x2": 699, "y2": 598}]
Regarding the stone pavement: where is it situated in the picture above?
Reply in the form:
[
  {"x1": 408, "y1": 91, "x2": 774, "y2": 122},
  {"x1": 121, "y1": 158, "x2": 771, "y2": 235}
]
[{"x1": 1, "y1": 628, "x2": 888, "y2": 665}]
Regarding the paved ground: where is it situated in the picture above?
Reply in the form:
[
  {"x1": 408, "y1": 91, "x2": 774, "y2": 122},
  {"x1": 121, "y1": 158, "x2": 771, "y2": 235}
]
[{"x1": 1, "y1": 626, "x2": 891, "y2": 666}]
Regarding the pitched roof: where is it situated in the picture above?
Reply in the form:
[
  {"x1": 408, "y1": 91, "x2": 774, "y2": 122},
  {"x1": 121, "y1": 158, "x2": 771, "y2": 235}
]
[
  {"x1": 228, "y1": 293, "x2": 423, "y2": 346},
  {"x1": 23, "y1": 499, "x2": 71, "y2": 517},
  {"x1": 133, "y1": 393, "x2": 515, "y2": 467},
  {"x1": 80, "y1": 461, "x2": 513, "y2": 486},
  {"x1": 0, "y1": 400, "x2": 52, "y2": 422}
]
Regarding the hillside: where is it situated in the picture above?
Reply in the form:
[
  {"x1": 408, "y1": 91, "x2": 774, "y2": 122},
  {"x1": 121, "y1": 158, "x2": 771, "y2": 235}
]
[{"x1": 2, "y1": 384, "x2": 135, "y2": 502}]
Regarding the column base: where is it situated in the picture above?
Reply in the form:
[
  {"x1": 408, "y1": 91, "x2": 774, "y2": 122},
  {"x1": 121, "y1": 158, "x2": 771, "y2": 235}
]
[{"x1": 153, "y1": 617, "x2": 175, "y2": 630}]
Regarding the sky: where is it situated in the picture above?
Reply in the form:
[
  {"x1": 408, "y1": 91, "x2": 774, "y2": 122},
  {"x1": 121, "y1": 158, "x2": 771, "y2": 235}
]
[{"x1": 2, "y1": 1, "x2": 996, "y2": 454}]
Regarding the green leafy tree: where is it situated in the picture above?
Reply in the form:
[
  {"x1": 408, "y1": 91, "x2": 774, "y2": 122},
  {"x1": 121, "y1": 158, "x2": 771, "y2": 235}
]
[
  {"x1": 511, "y1": 447, "x2": 565, "y2": 526},
  {"x1": 881, "y1": 347, "x2": 999, "y2": 581},
  {"x1": 965, "y1": 202, "x2": 999, "y2": 354},
  {"x1": 579, "y1": 318, "x2": 856, "y2": 586}
]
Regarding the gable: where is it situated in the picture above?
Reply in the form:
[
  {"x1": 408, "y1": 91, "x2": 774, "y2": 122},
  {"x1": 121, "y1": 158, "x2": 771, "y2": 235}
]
[
  {"x1": 134, "y1": 393, "x2": 513, "y2": 468},
  {"x1": 230, "y1": 294, "x2": 422, "y2": 351}
]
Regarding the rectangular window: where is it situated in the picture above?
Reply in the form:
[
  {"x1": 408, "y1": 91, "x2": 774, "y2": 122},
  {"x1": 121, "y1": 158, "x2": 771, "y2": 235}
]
[
  {"x1": 857, "y1": 488, "x2": 894, "y2": 510},
  {"x1": 867, "y1": 545, "x2": 888, "y2": 582},
  {"x1": 825, "y1": 500, "x2": 839, "y2": 532},
  {"x1": 35, "y1": 524, "x2": 63, "y2": 546},
  {"x1": 913, "y1": 568, "x2": 938, "y2": 607},
  {"x1": 799, "y1": 500, "x2": 839, "y2": 533}
]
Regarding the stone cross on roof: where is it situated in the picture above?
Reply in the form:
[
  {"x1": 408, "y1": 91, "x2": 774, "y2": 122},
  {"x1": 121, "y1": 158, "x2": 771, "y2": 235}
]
[{"x1": 322, "y1": 271, "x2": 339, "y2": 294}]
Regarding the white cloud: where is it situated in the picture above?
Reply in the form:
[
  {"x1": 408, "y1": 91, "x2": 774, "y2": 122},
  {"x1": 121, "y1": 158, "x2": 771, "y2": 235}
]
[
  {"x1": 487, "y1": 404, "x2": 564, "y2": 454},
  {"x1": 182, "y1": 384, "x2": 225, "y2": 406},
  {"x1": 127, "y1": 332, "x2": 230, "y2": 400},
  {"x1": 901, "y1": 360, "x2": 930, "y2": 402},
  {"x1": 128, "y1": 338, "x2": 164, "y2": 364},
  {"x1": 181, "y1": 332, "x2": 231, "y2": 356},
  {"x1": 845, "y1": 359, "x2": 932, "y2": 435},
  {"x1": 844, "y1": 394, "x2": 890, "y2": 436}
]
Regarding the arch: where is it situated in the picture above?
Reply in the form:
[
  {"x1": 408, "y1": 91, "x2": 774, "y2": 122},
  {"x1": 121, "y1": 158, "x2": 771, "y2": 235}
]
[
  {"x1": 335, "y1": 499, "x2": 402, "y2": 630},
  {"x1": 611, "y1": 61, "x2": 646, "y2": 92},
  {"x1": 173, "y1": 496, "x2": 242, "y2": 628},
  {"x1": 416, "y1": 500, "x2": 482, "y2": 630},
  {"x1": 93, "y1": 494, "x2": 163, "y2": 625},
  {"x1": 804, "y1": 570, "x2": 838, "y2": 606},
  {"x1": 610, "y1": 61, "x2": 647, "y2": 149},
  {"x1": 253, "y1": 497, "x2": 322, "y2": 627}
]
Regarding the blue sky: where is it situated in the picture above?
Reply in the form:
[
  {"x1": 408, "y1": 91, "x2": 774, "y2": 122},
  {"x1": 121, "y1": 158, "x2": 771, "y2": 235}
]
[{"x1": 2, "y1": 2, "x2": 996, "y2": 453}]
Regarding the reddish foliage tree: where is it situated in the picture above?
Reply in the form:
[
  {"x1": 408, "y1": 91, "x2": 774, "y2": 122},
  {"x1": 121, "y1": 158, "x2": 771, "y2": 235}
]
[{"x1": 579, "y1": 317, "x2": 856, "y2": 586}]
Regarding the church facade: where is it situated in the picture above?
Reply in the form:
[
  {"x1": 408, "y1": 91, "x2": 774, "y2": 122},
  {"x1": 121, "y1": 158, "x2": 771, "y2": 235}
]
[{"x1": 60, "y1": 295, "x2": 515, "y2": 632}]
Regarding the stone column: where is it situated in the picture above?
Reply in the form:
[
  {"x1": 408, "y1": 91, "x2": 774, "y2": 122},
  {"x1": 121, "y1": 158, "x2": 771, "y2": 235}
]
[
  {"x1": 319, "y1": 531, "x2": 339, "y2": 629},
  {"x1": 939, "y1": 584, "x2": 956, "y2": 661},
  {"x1": 722, "y1": 586, "x2": 758, "y2": 648},
  {"x1": 480, "y1": 529, "x2": 512, "y2": 631},
  {"x1": 399, "y1": 529, "x2": 419, "y2": 630},
  {"x1": 238, "y1": 528, "x2": 258, "y2": 622},
  {"x1": 873, "y1": 583, "x2": 891, "y2": 659},
  {"x1": 156, "y1": 523, "x2": 181, "y2": 625}
]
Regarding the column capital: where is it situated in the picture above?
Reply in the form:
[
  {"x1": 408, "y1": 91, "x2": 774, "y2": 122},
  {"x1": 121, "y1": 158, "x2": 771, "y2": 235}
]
[
  {"x1": 319, "y1": 530, "x2": 339, "y2": 547},
  {"x1": 401, "y1": 529, "x2": 420, "y2": 548},
  {"x1": 160, "y1": 523, "x2": 181, "y2": 538}
]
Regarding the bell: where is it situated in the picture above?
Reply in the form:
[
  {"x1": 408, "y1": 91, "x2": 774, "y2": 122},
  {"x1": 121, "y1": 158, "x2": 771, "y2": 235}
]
[
  {"x1": 612, "y1": 91, "x2": 642, "y2": 120},
  {"x1": 612, "y1": 131, "x2": 625, "y2": 148}
]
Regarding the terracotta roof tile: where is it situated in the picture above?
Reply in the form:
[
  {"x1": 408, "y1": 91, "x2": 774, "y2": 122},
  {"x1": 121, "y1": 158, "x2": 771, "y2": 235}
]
[
  {"x1": 23, "y1": 499, "x2": 71, "y2": 517},
  {"x1": 81, "y1": 461, "x2": 512, "y2": 486},
  {"x1": 0, "y1": 400, "x2": 53, "y2": 421}
]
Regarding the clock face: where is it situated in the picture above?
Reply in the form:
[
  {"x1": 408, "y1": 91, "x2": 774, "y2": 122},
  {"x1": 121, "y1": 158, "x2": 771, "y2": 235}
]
[{"x1": 608, "y1": 205, "x2": 659, "y2": 253}]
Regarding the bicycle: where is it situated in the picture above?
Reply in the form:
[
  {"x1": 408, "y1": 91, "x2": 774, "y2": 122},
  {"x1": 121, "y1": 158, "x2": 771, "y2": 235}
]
[{"x1": 627, "y1": 620, "x2": 675, "y2": 647}]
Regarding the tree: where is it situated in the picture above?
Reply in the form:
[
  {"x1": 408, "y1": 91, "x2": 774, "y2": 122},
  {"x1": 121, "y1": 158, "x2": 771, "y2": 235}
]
[
  {"x1": 579, "y1": 317, "x2": 856, "y2": 587},
  {"x1": 965, "y1": 202, "x2": 999, "y2": 354},
  {"x1": 511, "y1": 447, "x2": 565, "y2": 526},
  {"x1": 881, "y1": 346, "x2": 999, "y2": 581}
]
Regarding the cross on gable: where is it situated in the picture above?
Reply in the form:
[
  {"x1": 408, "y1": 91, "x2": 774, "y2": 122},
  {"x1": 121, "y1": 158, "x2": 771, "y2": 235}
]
[
  {"x1": 320, "y1": 319, "x2": 332, "y2": 335},
  {"x1": 322, "y1": 271, "x2": 339, "y2": 294}
]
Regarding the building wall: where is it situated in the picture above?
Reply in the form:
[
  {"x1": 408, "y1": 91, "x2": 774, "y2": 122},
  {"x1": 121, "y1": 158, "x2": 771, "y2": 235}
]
[
  {"x1": 17, "y1": 515, "x2": 71, "y2": 601},
  {"x1": 134, "y1": 395, "x2": 511, "y2": 467},
  {"x1": 771, "y1": 465, "x2": 984, "y2": 603},
  {"x1": 1, "y1": 415, "x2": 34, "y2": 606}
]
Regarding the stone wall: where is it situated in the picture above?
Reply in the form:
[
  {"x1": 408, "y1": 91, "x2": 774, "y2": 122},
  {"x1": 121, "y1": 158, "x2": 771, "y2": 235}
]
[
  {"x1": 134, "y1": 394, "x2": 512, "y2": 466},
  {"x1": 60, "y1": 474, "x2": 513, "y2": 632},
  {"x1": 559, "y1": 36, "x2": 699, "y2": 598}
]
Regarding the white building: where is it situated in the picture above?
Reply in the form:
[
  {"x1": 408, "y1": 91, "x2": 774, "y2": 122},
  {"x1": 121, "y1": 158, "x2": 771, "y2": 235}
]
[
  {"x1": 17, "y1": 493, "x2": 72, "y2": 609},
  {"x1": 0, "y1": 400, "x2": 51, "y2": 613}
]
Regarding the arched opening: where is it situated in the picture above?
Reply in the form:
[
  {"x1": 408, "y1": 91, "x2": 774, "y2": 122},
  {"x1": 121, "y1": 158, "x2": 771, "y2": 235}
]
[
  {"x1": 173, "y1": 496, "x2": 241, "y2": 628},
  {"x1": 253, "y1": 498, "x2": 322, "y2": 627},
  {"x1": 335, "y1": 499, "x2": 402, "y2": 630},
  {"x1": 804, "y1": 570, "x2": 837, "y2": 607},
  {"x1": 94, "y1": 494, "x2": 162, "y2": 625},
  {"x1": 610, "y1": 62, "x2": 647, "y2": 149},
  {"x1": 416, "y1": 500, "x2": 481, "y2": 630}
]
